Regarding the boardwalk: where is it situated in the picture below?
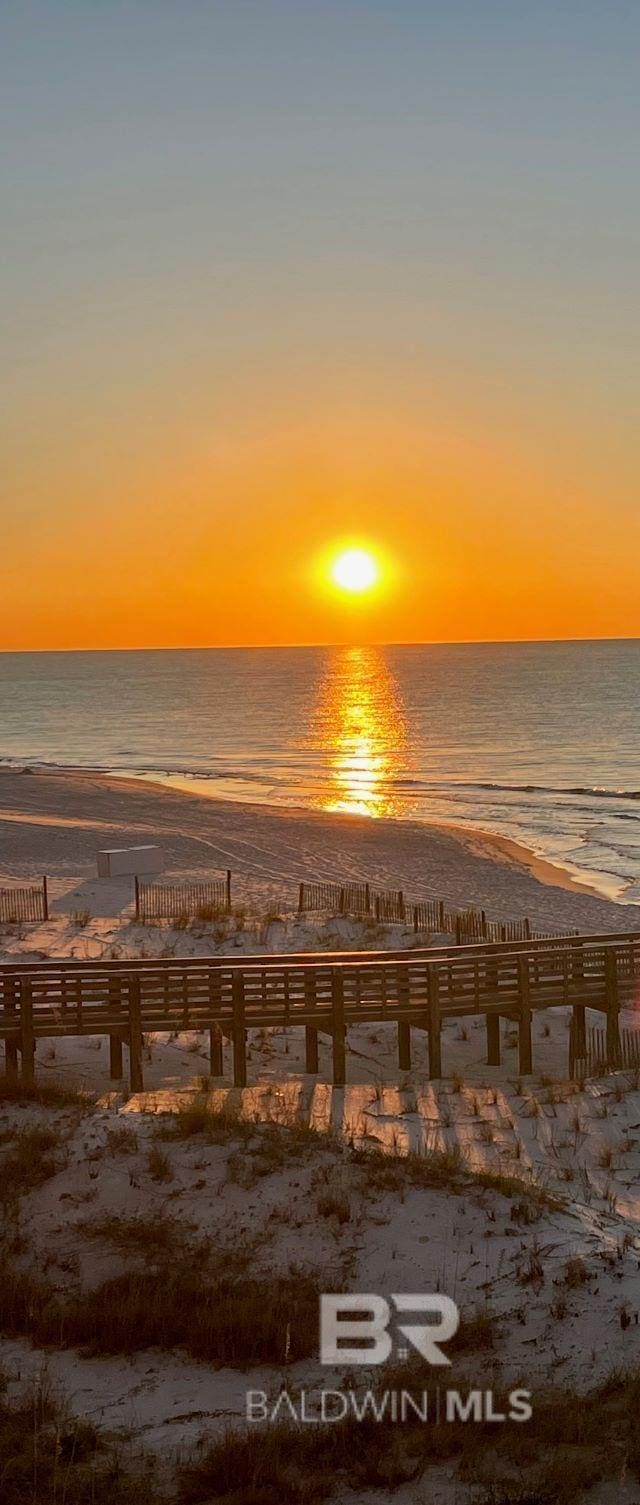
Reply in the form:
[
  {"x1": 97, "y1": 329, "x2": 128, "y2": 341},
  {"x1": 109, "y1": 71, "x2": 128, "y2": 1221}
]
[{"x1": 1, "y1": 931, "x2": 639, "y2": 1092}]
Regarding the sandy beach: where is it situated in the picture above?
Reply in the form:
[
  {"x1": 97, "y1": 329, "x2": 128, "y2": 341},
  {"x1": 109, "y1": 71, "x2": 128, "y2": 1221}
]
[{"x1": 1, "y1": 766, "x2": 636, "y2": 933}]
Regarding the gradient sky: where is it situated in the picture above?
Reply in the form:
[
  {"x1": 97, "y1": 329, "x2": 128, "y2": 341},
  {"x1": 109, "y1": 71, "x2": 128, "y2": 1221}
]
[{"x1": 1, "y1": 1, "x2": 638, "y2": 649}]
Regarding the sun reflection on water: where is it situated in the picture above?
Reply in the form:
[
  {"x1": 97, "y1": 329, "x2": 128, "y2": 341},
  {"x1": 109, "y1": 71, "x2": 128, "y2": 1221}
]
[{"x1": 306, "y1": 646, "x2": 410, "y2": 817}]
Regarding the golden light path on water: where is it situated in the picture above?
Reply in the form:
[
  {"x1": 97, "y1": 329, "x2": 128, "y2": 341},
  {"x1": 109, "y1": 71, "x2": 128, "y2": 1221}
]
[{"x1": 305, "y1": 645, "x2": 410, "y2": 818}]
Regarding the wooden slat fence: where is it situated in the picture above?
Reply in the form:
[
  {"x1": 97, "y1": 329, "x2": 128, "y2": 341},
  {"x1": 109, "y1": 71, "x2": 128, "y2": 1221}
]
[
  {"x1": 298, "y1": 881, "x2": 345, "y2": 914},
  {"x1": 413, "y1": 899, "x2": 576, "y2": 946},
  {"x1": 135, "y1": 872, "x2": 232, "y2": 922},
  {"x1": 569, "y1": 1018, "x2": 640, "y2": 1079},
  {"x1": 298, "y1": 881, "x2": 403, "y2": 923},
  {"x1": 2, "y1": 931, "x2": 640, "y2": 1094},
  {"x1": 374, "y1": 890, "x2": 405, "y2": 923},
  {"x1": 298, "y1": 880, "x2": 372, "y2": 917},
  {"x1": 0, "y1": 879, "x2": 48, "y2": 925}
]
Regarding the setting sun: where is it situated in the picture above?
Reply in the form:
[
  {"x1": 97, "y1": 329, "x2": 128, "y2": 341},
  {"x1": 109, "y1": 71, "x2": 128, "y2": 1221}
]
[{"x1": 331, "y1": 548, "x2": 379, "y2": 594}]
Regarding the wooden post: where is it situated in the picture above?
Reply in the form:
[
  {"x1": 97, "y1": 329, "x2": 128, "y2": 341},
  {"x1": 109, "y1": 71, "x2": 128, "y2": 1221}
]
[
  {"x1": 397, "y1": 967, "x2": 411, "y2": 1069},
  {"x1": 304, "y1": 972, "x2": 318, "y2": 1074},
  {"x1": 427, "y1": 965, "x2": 442, "y2": 1079},
  {"x1": 570, "y1": 939, "x2": 586, "y2": 1058},
  {"x1": 20, "y1": 978, "x2": 35, "y2": 1086},
  {"x1": 226, "y1": 870, "x2": 232, "y2": 911},
  {"x1": 42, "y1": 875, "x2": 49, "y2": 922},
  {"x1": 298, "y1": 882, "x2": 305, "y2": 915},
  {"x1": 398, "y1": 1020, "x2": 411, "y2": 1071},
  {"x1": 455, "y1": 916, "x2": 461, "y2": 946},
  {"x1": 108, "y1": 976, "x2": 124, "y2": 1080},
  {"x1": 605, "y1": 949, "x2": 620, "y2": 1067},
  {"x1": 128, "y1": 975, "x2": 144, "y2": 1093},
  {"x1": 3, "y1": 974, "x2": 19, "y2": 1082},
  {"x1": 517, "y1": 956, "x2": 533, "y2": 1075},
  {"x1": 331, "y1": 969, "x2": 346, "y2": 1086},
  {"x1": 365, "y1": 883, "x2": 371, "y2": 914},
  {"x1": 398, "y1": 890, "x2": 405, "y2": 921},
  {"x1": 208, "y1": 967, "x2": 224, "y2": 1075},
  {"x1": 438, "y1": 900, "x2": 445, "y2": 931},
  {"x1": 209, "y1": 1025, "x2": 223, "y2": 1076},
  {"x1": 134, "y1": 876, "x2": 140, "y2": 922},
  {"x1": 413, "y1": 906, "x2": 419, "y2": 933},
  {"x1": 232, "y1": 971, "x2": 247, "y2": 1088},
  {"x1": 486, "y1": 1012, "x2": 501, "y2": 1066}
]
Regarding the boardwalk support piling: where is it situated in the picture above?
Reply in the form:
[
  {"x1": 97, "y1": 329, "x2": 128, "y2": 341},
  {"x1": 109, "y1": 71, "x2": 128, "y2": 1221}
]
[
  {"x1": 397, "y1": 967, "x2": 412, "y2": 1069},
  {"x1": 20, "y1": 979, "x2": 35, "y2": 1086},
  {"x1": 517, "y1": 956, "x2": 533, "y2": 1075},
  {"x1": 398, "y1": 1020, "x2": 411, "y2": 1071},
  {"x1": 427, "y1": 966, "x2": 442, "y2": 1078},
  {"x1": 303, "y1": 971, "x2": 319, "y2": 1073},
  {"x1": 331, "y1": 969, "x2": 346, "y2": 1086},
  {"x1": 128, "y1": 975, "x2": 144, "y2": 1093},
  {"x1": 232, "y1": 971, "x2": 247, "y2": 1088},
  {"x1": 108, "y1": 977, "x2": 123, "y2": 1080},
  {"x1": 3, "y1": 975, "x2": 19, "y2": 1082},
  {"x1": 486, "y1": 1012, "x2": 501, "y2": 1066},
  {"x1": 605, "y1": 949, "x2": 621, "y2": 1067},
  {"x1": 209, "y1": 1025, "x2": 223, "y2": 1076}
]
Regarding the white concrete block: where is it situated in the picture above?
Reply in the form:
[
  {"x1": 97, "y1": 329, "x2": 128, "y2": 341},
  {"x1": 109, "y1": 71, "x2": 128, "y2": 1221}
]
[{"x1": 96, "y1": 846, "x2": 164, "y2": 879}]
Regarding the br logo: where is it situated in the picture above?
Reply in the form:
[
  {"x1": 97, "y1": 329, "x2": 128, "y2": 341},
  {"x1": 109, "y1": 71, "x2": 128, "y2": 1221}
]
[{"x1": 320, "y1": 1294, "x2": 460, "y2": 1367}]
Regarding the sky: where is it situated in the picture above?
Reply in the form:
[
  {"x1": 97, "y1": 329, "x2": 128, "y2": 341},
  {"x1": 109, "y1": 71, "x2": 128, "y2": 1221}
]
[{"x1": 1, "y1": 0, "x2": 638, "y2": 649}]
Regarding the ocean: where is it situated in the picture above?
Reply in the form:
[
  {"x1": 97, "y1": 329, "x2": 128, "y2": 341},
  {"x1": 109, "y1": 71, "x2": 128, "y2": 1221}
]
[{"x1": 1, "y1": 640, "x2": 639, "y2": 902}]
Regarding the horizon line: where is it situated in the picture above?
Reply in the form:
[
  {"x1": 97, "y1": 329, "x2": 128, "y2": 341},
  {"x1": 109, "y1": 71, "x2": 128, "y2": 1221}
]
[{"x1": 1, "y1": 634, "x2": 639, "y2": 655}]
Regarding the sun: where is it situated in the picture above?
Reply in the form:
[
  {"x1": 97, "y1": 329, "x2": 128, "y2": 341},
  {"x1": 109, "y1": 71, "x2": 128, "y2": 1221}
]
[{"x1": 331, "y1": 547, "x2": 379, "y2": 594}]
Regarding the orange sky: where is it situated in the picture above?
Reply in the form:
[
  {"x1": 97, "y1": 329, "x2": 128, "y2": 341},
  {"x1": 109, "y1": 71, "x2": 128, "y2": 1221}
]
[
  {"x1": 2, "y1": 383, "x2": 638, "y2": 650},
  {"x1": 2, "y1": 4, "x2": 638, "y2": 651}
]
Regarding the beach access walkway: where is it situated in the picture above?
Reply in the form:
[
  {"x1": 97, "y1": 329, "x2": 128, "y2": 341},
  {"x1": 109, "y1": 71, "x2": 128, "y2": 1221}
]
[{"x1": 2, "y1": 931, "x2": 639, "y2": 1092}]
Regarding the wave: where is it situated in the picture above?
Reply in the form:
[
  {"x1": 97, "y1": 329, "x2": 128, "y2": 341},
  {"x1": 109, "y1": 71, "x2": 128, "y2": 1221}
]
[{"x1": 444, "y1": 782, "x2": 640, "y2": 803}]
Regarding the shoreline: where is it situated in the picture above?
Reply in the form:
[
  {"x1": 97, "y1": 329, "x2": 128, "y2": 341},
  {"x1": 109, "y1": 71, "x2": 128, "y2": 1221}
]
[
  {"x1": 0, "y1": 765, "x2": 636, "y2": 933},
  {"x1": 0, "y1": 762, "x2": 612, "y2": 903},
  {"x1": 0, "y1": 759, "x2": 631, "y2": 904},
  {"x1": 118, "y1": 770, "x2": 609, "y2": 902}
]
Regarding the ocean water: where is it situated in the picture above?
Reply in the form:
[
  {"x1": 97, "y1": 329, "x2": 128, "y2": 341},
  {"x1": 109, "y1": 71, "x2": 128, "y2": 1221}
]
[{"x1": 1, "y1": 641, "x2": 639, "y2": 902}]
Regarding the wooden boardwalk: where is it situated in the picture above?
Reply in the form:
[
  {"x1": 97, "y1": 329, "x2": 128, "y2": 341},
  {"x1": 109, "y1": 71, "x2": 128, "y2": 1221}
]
[{"x1": 1, "y1": 930, "x2": 639, "y2": 1092}]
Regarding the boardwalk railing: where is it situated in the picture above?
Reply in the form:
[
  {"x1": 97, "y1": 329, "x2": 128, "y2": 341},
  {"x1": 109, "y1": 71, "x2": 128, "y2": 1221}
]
[
  {"x1": 135, "y1": 872, "x2": 232, "y2": 922},
  {"x1": 2, "y1": 931, "x2": 639, "y2": 1094},
  {"x1": 0, "y1": 880, "x2": 48, "y2": 926}
]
